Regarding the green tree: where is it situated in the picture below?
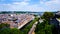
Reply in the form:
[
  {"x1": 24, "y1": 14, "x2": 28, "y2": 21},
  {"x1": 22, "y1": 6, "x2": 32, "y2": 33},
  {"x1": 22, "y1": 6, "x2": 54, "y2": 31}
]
[
  {"x1": 41, "y1": 12, "x2": 54, "y2": 20},
  {"x1": 35, "y1": 20, "x2": 54, "y2": 34},
  {"x1": 10, "y1": 28, "x2": 20, "y2": 34},
  {"x1": 0, "y1": 28, "x2": 11, "y2": 34},
  {"x1": 0, "y1": 23, "x2": 10, "y2": 29},
  {"x1": 0, "y1": 28, "x2": 21, "y2": 34},
  {"x1": 44, "y1": 25, "x2": 52, "y2": 34}
]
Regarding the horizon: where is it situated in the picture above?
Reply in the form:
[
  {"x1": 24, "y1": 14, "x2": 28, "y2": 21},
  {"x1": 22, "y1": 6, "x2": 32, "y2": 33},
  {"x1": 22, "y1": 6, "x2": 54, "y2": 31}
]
[{"x1": 0, "y1": 11, "x2": 59, "y2": 12}]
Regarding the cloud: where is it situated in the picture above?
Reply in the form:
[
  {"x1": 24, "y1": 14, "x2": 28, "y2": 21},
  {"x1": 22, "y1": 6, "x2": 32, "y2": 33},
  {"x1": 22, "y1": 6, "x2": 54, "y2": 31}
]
[
  {"x1": 0, "y1": 0, "x2": 60, "y2": 11},
  {"x1": 23, "y1": 0, "x2": 31, "y2": 2},
  {"x1": 0, "y1": 4, "x2": 44, "y2": 11},
  {"x1": 39, "y1": 0, "x2": 60, "y2": 11},
  {"x1": 11, "y1": 0, "x2": 23, "y2": 1},
  {"x1": 12, "y1": 2, "x2": 29, "y2": 5},
  {"x1": 45, "y1": 0, "x2": 60, "y2": 10},
  {"x1": 45, "y1": 0, "x2": 60, "y2": 5}
]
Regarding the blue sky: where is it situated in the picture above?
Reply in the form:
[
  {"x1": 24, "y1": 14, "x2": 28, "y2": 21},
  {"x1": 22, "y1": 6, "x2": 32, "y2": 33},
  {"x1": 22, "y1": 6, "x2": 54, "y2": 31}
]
[{"x1": 0, "y1": 0, "x2": 60, "y2": 12}]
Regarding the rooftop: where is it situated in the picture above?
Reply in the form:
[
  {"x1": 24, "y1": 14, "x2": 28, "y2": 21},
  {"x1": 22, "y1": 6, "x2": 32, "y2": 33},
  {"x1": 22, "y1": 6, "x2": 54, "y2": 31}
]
[{"x1": 0, "y1": 14, "x2": 35, "y2": 29}]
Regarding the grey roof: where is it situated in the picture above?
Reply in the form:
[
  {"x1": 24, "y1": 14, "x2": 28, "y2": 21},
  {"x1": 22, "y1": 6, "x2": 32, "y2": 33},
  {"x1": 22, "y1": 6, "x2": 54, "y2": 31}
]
[
  {"x1": 15, "y1": 20, "x2": 21, "y2": 23},
  {"x1": 56, "y1": 11, "x2": 60, "y2": 15}
]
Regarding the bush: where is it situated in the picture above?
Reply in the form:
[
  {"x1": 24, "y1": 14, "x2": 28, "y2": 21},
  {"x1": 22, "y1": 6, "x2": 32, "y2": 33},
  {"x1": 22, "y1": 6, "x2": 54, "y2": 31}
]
[
  {"x1": 35, "y1": 20, "x2": 54, "y2": 34},
  {"x1": 0, "y1": 28, "x2": 21, "y2": 34},
  {"x1": 41, "y1": 12, "x2": 54, "y2": 20}
]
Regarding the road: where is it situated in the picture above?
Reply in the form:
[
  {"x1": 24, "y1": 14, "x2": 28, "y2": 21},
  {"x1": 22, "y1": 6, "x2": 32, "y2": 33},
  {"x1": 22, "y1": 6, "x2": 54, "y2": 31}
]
[
  {"x1": 28, "y1": 19, "x2": 44, "y2": 34},
  {"x1": 28, "y1": 22, "x2": 38, "y2": 34}
]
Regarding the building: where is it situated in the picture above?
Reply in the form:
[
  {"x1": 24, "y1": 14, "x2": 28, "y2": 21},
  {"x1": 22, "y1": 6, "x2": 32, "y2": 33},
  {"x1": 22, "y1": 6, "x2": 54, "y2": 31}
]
[
  {"x1": 0, "y1": 14, "x2": 35, "y2": 29},
  {"x1": 55, "y1": 11, "x2": 60, "y2": 18}
]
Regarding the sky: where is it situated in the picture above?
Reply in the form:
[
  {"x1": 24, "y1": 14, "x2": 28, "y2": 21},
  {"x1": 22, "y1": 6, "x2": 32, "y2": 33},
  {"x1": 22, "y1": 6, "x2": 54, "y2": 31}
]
[{"x1": 0, "y1": 0, "x2": 60, "y2": 12}]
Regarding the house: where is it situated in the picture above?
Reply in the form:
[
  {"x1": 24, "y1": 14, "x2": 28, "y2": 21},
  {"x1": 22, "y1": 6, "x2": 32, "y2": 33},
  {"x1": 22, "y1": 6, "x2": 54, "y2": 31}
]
[{"x1": 55, "y1": 11, "x2": 60, "y2": 18}]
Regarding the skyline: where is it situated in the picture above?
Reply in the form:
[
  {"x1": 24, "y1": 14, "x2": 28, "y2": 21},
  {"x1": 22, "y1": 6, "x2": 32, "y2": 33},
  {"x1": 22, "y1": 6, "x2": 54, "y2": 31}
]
[{"x1": 0, "y1": 0, "x2": 60, "y2": 12}]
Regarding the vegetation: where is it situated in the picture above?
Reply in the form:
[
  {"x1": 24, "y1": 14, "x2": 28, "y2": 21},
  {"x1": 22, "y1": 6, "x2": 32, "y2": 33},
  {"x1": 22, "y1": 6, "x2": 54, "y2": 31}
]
[
  {"x1": 0, "y1": 11, "x2": 12, "y2": 14},
  {"x1": 0, "y1": 28, "x2": 21, "y2": 34},
  {"x1": 0, "y1": 23, "x2": 21, "y2": 34},
  {"x1": 41, "y1": 12, "x2": 54, "y2": 20},
  {"x1": 57, "y1": 17, "x2": 60, "y2": 20},
  {"x1": 0, "y1": 17, "x2": 39, "y2": 34},
  {"x1": 20, "y1": 17, "x2": 40, "y2": 34},
  {"x1": 0, "y1": 12, "x2": 57, "y2": 34},
  {"x1": 35, "y1": 12, "x2": 56, "y2": 34},
  {"x1": 0, "y1": 23, "x2": 10, "y2": 29},
  {"x1": 35, "y1": 20, "x2": 54, "y2": 34}
]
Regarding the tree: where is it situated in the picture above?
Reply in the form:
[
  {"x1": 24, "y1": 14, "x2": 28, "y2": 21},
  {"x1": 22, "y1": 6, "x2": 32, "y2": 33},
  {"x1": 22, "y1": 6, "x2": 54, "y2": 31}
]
[
  {"x1": 35, "y1": 20, "x2": 54, "y2": 34},
  {"x1": 0, "y1": 24, "x2": 21, "y2": 34},
  {"x1": 44, "y1": 25, "x2": 52, "y2": 34},
  {"x1": 10, "y1": 28, "x2": 20, "y2": 34},
  {"x1": 41, "y1": 12, "x2": 54, "y2": 20},
  {"x1": 0, "y1": 28, "x2": 11, "y2": 34},
  {"x1": 0, "y1": 23, "x2": 10, "y2": 29},
  {"x1": 0, "y1": 28, "x2": 21, "y2": 34}
]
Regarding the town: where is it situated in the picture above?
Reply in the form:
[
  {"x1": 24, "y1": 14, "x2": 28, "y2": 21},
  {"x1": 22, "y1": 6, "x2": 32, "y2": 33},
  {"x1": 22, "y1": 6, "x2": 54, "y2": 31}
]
[
  {"x1": 0, "y1": 11, "x2": 60, "y2": 34},
  {"x1": 0, "y1": 14, "x2": 35, "y2": 29}
]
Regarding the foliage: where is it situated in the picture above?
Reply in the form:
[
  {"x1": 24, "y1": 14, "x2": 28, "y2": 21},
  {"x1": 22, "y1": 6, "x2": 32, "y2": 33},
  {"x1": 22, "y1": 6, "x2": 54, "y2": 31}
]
[
  {"x1": 0, "y1": 23, "x2": 10, "y2": 29},
  {"x1": 0, "y1": 17, "x2": 39, "y2": 34},
  {"x1": 20, "y1": 17, "x2": 40, "y2": 34},
  {"x1": 41, "y1": 12, "x2": 54, "y2": 20},
  {"x1": 0, "y1": 28, "x2": 11, "y2": 34},
  {"x1": 10, "y1": 28, "x2": 20, "y2": 34},
  {"x1": 0, "y1": 23, "x2": 21, "y2": 34},
  {"x1": 0, "y1": 28, "x2": 21, "y2": 34},
  {"x1": 35, "y1": 20, "x2": 54, "y2": 34}
]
